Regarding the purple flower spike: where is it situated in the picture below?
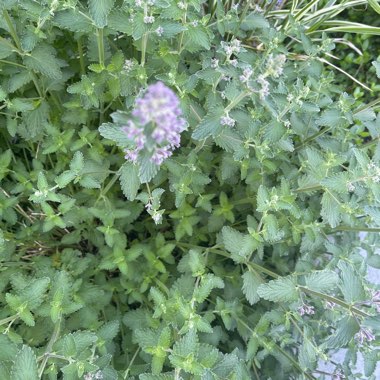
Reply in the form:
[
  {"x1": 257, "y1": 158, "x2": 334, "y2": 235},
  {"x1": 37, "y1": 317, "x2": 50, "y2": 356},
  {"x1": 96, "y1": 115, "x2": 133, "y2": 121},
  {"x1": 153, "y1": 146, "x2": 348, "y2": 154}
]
[
  {"x1": 297, "y1": 304, "x2": 315, "y2": 316},
  {"x1": 123, "y1": 82, "x2": 186, "y2": 166},
  {"x1": 355, "y1": 327, "x2": 375, "y2": 344}
]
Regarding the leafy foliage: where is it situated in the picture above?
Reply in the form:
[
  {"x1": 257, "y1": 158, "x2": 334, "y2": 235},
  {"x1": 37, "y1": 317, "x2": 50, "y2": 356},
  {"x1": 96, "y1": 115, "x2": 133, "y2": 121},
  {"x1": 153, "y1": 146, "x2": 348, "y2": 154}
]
[{"x1": 0, "y1": 1, "x2": 379, "y2": 379}]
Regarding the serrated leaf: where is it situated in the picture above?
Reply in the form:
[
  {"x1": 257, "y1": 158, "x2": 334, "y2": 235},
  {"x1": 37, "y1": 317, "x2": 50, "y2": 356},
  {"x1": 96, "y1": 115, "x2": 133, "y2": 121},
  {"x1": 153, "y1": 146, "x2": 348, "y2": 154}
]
[
  {"x1": 185, "y1": 26, "x2": 210, "y2": 50},
  {"x1": 305, "y1": 270, "x2": 339, "y2": 292},
  {"x1": 54, "y1": 9, "x2": 93, "y2": 32},
  {"x1": 10, "y1": 346, "x2": 38, "y2": 380},
  {"x1": 56, "y1": 171, "x2": 76, "y2": 188},
  {"x1": 338, "y1": 261, "x2": 366, "y2": 303},
  {"x1": 373, "y1": 61, "x2": 380, "y2": 78},
  {"x1": 79, "y1": 176, "x2": 101, "y2": 189},
  {"x1": 171, "y1": 329, "x2": 198, "y2": 358},
  {"x1": 325, "y1": 316, "x2": 359, "y2": 348},
  {"x1": 321, "y1": 172, "x2": 350, "y2": 194},
  {"x1": 23, "y1": 45, "x2": 62, "y2": 80},
  {"x1": 70, "y1": 151, "x2": 85, "y2": 173},
  {"x1": 364, "y1": 350, "x2": 379, "y2": 377},
  {"x1": 221, "y1": 226, "x2": 256, "y2": 263},
  {"x1": 0, "y1": 38, "x2": 14, "y2": 59},
  {"x1": 257, "y1": 277, "x2": 298, "y2": 302},
  {"x1": 192, "y1": 108, "x2": 224, "y2": 140},
  {"x1": 88, "y1": 0, "x2": 115, "y2": 28},
  {"x1": 120, "y1": 162, "x2": 140, "y2": 200},
  {"x1": 138, "y1": 156, "x2": 158, "y2": 183},
  {"x1": 298, "y1": 338, "x2": 317, "y2": 371},
  {"x1": 99, "y1": 123, "x2": 130, "y2": 146},
  {"x1": 321, "y1": 191, "x2": 341, "y2": 228},
  {"x1": 316, "y1": 109, "x2": 343, "y2": 127},
  {"x1": 98, "y1": 320, "x2": 119, "y2": 341},
  {"x1": 242, "y1": 271, "x2": 262, "y2": 305},
  {"x1": 193, "y1": 274, "x2": 224, "y2": 303},
  {"x1": 8, "y1": 71, "x2": 33, "y2": 93}
]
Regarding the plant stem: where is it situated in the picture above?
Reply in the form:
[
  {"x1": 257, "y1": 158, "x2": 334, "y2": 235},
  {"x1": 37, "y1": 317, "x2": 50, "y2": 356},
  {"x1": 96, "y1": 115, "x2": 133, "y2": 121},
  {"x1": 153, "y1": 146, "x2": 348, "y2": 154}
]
[
  {"x1": 225, "y1": 90, "x2": 250, "y2": 112},
  {"x1": 97, "y1": 172, "x2": 121, "y2": 203},
  {"x1": 298, "y1": 286, "x2": 370, "y2": 318},
  {"x1": 97, "y1": 28, "x2": 105, "y2": 66},
  {"x1": 294, "y1": 184, "x2": 323, "y2": 193},
  {"x1": 0, "y1": 314, "x2": 18, "y2": 326},
  {"x1": 123, "y1": 347, "x2": 140, "y2": 379},
  {"x1": 77, "y1": 37, "x2": 86, "y2": 75},
  {"x1": 38, "y1": 318, "x2": 61, "y2": 378},
  {"x1": 3, "y1": 10, "x2": 22, "y2": 50},
  {"x1": 330, "y1": 226, "x2": 380, "y2": 233}
]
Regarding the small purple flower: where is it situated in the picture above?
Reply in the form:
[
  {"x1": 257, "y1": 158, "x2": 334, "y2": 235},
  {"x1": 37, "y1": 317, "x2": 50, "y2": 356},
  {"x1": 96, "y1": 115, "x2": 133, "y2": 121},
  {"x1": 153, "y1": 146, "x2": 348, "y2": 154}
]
[
  {"x1": 370, "y1": 289, "x2": 380, "y2": 312},
  {"x1": 123, "y1": 82, "x2": 186, "y2": 166},
  {"x1": 325, "y1": 301, "x2": 336, "y2": 310},
  {"x1": 297, "y1": 304, "x2": 315, "y2": 316},
  {"x1": 355, "y1": 327, "x2": 375, "y2": 344},
  {"x1": 220, "y1": 115, "x2": 235, "y2": 127},
  {"x1": 332, "y1": 368, "x2": 345, "y2": 380}
]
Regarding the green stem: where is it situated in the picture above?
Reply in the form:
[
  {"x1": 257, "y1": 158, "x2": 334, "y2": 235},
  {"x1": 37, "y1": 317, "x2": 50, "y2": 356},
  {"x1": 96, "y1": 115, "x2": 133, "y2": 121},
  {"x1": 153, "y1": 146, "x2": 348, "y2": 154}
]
[
  {"x1": 123, "y1": 347, "x2": 140, "y2": 379},
  {"x1": 298, "y1": 286, "x2": 370, "y2": 318},
  {"x1": 3, "y1": 10, "x2": 22, "y2": 50},
  {"x1": 141, "y1": 33, "x2": 148, "y2": 67},
  {"x1": 77, "y1": 37, "x2": 86, "y2": 75},
  {"x1": 248, "y1": 261, "x2": 279, "y2": 279},
  {"x1": 330, "y1": 226, "x2": 380, "y2": 233},
  {"x1": 178, "y1": 6, "x2": 187, "y2": 53},
  {"x1": 97, "y1": 28, "x2": 105, "y2": 66},
  {"x1": 294, "y1": 184, "x2": 323, "y2": 193},
  {"x1": 0, "y1": 314, "x2": 18, "y2": 326},
  {"x1": 38, "y1": 318, "x2": 61, "y2": 379},
  {"x1": 0, "y1": 59, "x2": 25, "y2": 68},
  {"x1": 97, "y1": 172, "x2": 121, "y2": 202},
  {"x1": 225, "y1": 90, "x2": 250, "y2": 112}
]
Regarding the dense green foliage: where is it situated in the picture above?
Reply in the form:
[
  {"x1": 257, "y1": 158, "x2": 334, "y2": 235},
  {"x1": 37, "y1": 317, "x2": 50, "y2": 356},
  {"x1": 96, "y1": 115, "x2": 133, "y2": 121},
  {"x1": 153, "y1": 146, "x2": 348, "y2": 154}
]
[{"x1": 0, "y1": 0, "x2": 380, "y2": 379}]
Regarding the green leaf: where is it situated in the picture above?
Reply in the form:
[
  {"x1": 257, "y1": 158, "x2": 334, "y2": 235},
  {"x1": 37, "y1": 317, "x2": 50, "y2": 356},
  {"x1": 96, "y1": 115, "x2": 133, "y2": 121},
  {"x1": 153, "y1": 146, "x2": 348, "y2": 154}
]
[
  {"x1": 325, "y1": 316, "x2": 359, "y2": 348},
  {"x1": 98, "y1": 320, "x2": 119, "y2": 341},
  {"x1": 0, "y1": 335, "x2": 18, "y2": 361},
  {"x1": 120, "y1": 162, "x2": 140, "y2": 201},
  {"x1": 55, "y1": 171, "x2": 76, "y2": 188},
  {"x1": 23, "y1": 45, "x2": 62, "y2": 80},
  {"x1": 138, "y1": 156, "x2": 158, "y2": 184},
  {"x1": 185, "y1": 26, "x2": 210, "y2": 50},
  {"x1": 170, "y1": 329, "x2": 199, "y2": 368},
  {"x1": 140, "y1": 374, "x2": 174, "y2": 380},
  {"x1": 372, "y1": 61, "x2": 380, "y2": 79},
  {"x1": 70, "y1": 151, "x2": 85, "y2": 173},
  {"x1": 316, "y1": 109, "x2": 343, "y2": 127},
  {"x1": 54, "y1": 9, "x2": 93, "y2": 32},
  {"x1": 88, "y1": 0, "x2": 115, "y2": 28},
  {"x1": 321, "y1": 191, "x2": 341, "y2": 228},
  {"x1": 10, "y1": 346, "x2": 38, "y2": 380},
  {"x1": 0, "y1": 38, "x2": 14, "y2": 59},
  {"x1": 364, "y1": 350, "x2": 379, "y2": 377},
  {"x1": 298, "y1": 338, "x2": 317, "y2": 371},
  {"x1": 193, "y1": 274, "x2": 224, "y2": 303},
  {"x1": 242, "y1": 271, "x2": 263, "y2": 305},
  {"x1": 8, "y1": 70, "x2": 33, "y2": 93},
  {"x1": 305, "y1": 270, "x2": 339, "y2": 292},
  {"x1": 99, "y1": 123, "x2": 130, "y2": 147},
  {"x1": 192, "y1": 108, "x2": 224, "y2": 140},
  {"x1": 23, "y1": 100, "x2": 50, "y2": 137},
  {"x1": 221, "y1": 226, "x2": 257, "y2": 263},
  {"x1": 257, "y1": 277, "x2": 298, "y2": 302},
  {"x1": 338, "y1": 261, "x2": 366, "y2": 303},
  {"x1": 368, "y1": 0, "x2": 380, "y2": 14}
]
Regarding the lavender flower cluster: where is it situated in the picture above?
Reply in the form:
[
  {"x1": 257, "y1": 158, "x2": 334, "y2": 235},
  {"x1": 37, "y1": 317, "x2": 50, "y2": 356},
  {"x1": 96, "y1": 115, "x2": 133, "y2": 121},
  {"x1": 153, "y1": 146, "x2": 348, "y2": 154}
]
[{"x1": 123, "y1": 82, "x2": 186, "y2": 166}]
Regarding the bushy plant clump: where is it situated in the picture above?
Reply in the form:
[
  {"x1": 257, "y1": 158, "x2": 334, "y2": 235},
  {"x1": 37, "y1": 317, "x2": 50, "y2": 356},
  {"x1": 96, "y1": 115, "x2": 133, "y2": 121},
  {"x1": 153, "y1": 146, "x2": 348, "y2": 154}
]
[{"x1": 0, "y1": 0, "x2": 380, "y2": 379}]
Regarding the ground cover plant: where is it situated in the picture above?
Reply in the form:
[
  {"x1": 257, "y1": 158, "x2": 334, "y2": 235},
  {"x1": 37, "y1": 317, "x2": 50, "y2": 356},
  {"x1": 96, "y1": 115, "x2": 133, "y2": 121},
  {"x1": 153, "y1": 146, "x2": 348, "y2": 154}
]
[{"x1": 1, "y1": 0, "x2": 380, "y2": 379}]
